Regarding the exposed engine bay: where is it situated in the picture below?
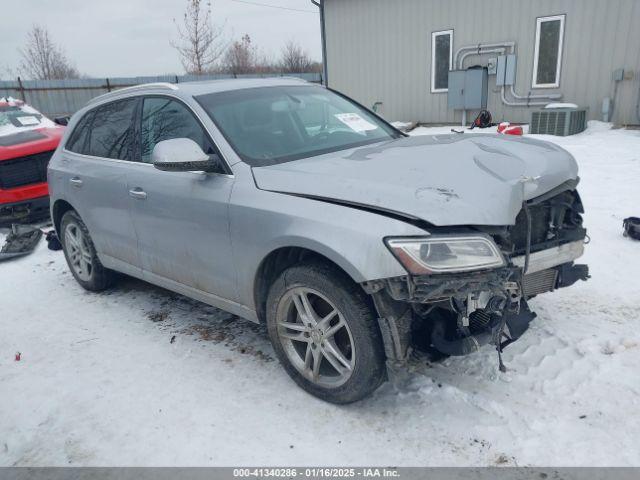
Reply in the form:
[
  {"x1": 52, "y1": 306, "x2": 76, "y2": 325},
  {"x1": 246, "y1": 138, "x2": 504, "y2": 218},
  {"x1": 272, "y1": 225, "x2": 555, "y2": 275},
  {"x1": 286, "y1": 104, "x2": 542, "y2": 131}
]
[{"x1": 364, "y1": 186, "x2": 590, "y2": 369}]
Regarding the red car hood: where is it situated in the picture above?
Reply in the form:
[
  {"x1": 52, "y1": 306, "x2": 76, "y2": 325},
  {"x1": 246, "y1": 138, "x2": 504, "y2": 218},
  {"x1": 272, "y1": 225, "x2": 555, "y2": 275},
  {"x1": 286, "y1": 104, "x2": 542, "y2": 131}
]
[{"x1": 0, "y1": 127, "x2": 65, "y2": 161}]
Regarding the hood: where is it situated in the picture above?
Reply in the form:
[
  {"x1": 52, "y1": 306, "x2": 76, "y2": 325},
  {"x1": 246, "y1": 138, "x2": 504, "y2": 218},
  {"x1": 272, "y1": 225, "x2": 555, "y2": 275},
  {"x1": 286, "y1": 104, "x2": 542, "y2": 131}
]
[
  {"x1": 252, "y1": 134, "x2": 579, "y2": 226},
  {"x1": 0, "y1": 127, "x2": 64, "y2": 161}
]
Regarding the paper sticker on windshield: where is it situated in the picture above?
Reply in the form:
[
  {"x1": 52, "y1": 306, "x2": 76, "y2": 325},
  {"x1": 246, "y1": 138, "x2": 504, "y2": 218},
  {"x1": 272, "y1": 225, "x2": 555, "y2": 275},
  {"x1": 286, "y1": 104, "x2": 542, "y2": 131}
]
[
  {"x1": 334, "y1": 113, "x2": 378, "y2": 132},
  {"x1": 16, "y1": 116, "x2": 40, "y2": 126}
]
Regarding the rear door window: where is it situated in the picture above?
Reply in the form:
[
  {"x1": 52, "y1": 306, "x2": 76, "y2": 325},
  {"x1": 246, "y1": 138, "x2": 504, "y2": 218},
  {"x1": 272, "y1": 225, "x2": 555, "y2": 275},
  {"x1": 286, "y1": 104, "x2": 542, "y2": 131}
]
[
  {"x1": 139, "y1": 97, "x2": 216, "y2": 163},
  {"x1": 85, "y1": 99, "x2": 138, "y2": 160}
]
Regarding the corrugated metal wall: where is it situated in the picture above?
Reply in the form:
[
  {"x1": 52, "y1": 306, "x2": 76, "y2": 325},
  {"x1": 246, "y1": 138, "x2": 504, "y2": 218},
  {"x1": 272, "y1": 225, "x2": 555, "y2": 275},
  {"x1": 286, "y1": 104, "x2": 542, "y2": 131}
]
[
  {"x1": 0, "y1": 73, "x2": 322, "y2": 118},
  {"x1": 324, "y1": 0, "x2": 640, "y2": 125}
]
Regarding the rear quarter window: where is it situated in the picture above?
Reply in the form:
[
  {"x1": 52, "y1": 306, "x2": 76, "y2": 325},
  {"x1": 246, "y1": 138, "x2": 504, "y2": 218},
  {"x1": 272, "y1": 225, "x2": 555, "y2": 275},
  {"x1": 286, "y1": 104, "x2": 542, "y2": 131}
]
[{"x1": 65, "y1": 111, "x2": 94, "y2": 154}]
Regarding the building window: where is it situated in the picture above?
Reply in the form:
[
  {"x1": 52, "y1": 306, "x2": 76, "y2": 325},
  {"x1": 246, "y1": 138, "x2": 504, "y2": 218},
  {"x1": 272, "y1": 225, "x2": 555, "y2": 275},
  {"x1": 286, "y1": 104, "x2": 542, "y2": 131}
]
[
  {"x1": 532, "y1": 14, "x2": 565, "y2": 88},
  {"x1": 431, "y1": 29, "x2": 453, "y2": 93}
]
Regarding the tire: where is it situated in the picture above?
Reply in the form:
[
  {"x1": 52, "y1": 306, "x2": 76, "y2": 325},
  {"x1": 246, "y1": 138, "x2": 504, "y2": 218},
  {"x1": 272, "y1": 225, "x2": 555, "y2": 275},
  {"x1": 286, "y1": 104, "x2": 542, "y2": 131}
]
[
  {"x1": 266, "y1": 261, "x2": 386, "y2": 404},
  {"x1": 60, "y1": 210, "x2": 115, "y2": 291}
]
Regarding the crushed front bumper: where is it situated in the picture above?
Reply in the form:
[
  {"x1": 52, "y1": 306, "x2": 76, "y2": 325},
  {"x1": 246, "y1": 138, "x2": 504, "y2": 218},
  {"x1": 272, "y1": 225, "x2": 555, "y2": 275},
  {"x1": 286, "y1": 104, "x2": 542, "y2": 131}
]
[
  {"x1": 382, "y1": 240, "x2": 588, "y2": 304},
  {"x1": 367, "y1": 241, "x2": 589, "y2": 364},
  {"x1": 511, "y1": 240, "x2": 584, "y2": 274}
]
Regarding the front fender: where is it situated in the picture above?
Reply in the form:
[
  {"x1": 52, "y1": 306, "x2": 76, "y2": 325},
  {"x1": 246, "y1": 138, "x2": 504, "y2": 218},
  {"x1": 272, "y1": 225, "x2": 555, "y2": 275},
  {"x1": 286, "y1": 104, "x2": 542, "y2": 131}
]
[
  {"x1": 258, "y1": 233, "x2": 391, "y2": 286},
  {"x1": 229, "y1": 170, "x2": 428, "y2": 310}
]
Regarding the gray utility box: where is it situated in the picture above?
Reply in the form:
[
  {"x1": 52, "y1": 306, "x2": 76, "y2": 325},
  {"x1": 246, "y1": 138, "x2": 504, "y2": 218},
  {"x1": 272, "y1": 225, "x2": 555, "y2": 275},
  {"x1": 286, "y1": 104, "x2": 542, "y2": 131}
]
[
  {"x1": 530, "y1": 107, "x2": 587, "y2": 136},
  {"x1": 447, "y1": 68, "x2": 488, "y2": 110},
  {"x1": 496, "y1": 55, "x2": 517, "y2": 86}
]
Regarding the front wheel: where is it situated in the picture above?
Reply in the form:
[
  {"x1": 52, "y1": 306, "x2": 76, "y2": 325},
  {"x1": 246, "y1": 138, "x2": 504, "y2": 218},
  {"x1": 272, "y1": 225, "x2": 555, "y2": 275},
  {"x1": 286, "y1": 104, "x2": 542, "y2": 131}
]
[{"x1": 266, "y1": 262, "x2": 386, "y2": 404}]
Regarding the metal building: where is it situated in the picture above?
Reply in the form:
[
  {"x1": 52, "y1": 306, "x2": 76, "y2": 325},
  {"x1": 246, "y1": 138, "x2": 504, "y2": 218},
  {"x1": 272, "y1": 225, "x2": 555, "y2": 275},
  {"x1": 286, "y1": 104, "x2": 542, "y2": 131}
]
[{"x1": 319, "y1": 0, "x2": 640, "y2": 125}]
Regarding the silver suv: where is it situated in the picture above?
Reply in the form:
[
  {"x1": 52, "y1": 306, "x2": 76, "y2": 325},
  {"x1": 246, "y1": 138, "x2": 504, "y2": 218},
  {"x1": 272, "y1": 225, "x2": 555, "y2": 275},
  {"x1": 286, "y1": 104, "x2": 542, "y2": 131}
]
[{"x1": 48, "y1": 78, "x2": 588, "y2": 403}]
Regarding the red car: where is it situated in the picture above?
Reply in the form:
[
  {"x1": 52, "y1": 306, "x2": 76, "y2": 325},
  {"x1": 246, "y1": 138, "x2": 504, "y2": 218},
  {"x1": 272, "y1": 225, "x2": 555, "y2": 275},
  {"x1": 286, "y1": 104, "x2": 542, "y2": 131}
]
[{"x1": 0, "y1": 98, "x2": 65, "y2": 225}]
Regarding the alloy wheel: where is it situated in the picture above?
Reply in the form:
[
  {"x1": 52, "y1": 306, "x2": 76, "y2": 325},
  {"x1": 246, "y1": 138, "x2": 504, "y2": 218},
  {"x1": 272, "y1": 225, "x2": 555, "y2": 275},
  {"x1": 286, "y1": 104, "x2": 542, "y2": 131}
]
[
  {"x1": 276, "y1": 287, "x2": 355, "y2": 387},
  {"x1": 64, "y1": 223, "x2": 93, "y2": 282}
]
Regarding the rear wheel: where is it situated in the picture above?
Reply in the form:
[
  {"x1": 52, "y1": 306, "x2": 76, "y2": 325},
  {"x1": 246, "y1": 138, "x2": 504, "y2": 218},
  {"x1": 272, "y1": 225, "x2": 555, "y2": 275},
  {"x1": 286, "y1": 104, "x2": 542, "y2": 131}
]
[
  {"x1": 266, "y1": 262, "x2": 386, "y2": 404},
  {"x1": 60, "y1": 210, "x2": 115, "y2": 291}
]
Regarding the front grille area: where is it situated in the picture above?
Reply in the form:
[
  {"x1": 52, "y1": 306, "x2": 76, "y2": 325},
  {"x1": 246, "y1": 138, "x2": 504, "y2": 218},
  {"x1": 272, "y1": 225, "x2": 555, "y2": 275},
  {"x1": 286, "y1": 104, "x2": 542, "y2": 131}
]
[
  {"x1": 511, "y1": 201, "x2": 552, "y2": 248},
  {"x1": 0, "y1": 150, "x2": 53, "y2": 189},
  {"x1": 500, "y1": 189, "x2": 586, "y2": 256},
  {"x1": 523, "y1": 268, "x2": 558, "y2": 297}
]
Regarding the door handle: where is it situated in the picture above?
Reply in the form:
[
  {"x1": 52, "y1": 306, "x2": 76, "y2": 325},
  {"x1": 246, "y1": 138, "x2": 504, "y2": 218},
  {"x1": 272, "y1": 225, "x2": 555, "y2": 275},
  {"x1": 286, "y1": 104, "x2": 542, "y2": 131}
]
[
  {"x1": 69, "y1": 177, "x2": 83, "y2": 187},
  {"x1": 129, "y1": 188, "x2": 147, "y2": 200}
]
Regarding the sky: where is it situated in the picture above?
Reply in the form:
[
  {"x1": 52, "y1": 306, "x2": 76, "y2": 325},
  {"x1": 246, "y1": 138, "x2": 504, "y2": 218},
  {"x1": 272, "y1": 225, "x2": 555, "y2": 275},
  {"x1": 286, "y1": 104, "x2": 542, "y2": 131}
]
[{"x1": 2, "y1": 0, "x2": 322, "y2": 79}]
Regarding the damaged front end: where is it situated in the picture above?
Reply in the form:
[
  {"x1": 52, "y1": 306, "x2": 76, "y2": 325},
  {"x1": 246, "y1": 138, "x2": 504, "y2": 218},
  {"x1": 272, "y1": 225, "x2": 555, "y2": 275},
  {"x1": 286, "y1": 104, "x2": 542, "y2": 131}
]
[{"x1": 364, "y1": 187, "x2": 590, "y2": 370}]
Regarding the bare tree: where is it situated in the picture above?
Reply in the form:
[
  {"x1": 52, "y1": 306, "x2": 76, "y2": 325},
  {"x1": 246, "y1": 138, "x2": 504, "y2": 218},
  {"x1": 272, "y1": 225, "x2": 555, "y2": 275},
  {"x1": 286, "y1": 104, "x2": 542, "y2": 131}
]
[
  {"x1": 279, "y1": 40, "x2": 314, "y2": 73},
  {"x1": 1, "y1": 64, "x2": 18, "y2": 80},
  {"x1": 308, "y1": 61, "x2": 323, "y2": 74},
  {"x1": 222, "y1": 34, "x2": 258, "y2": 75},
  {"x1": 253, "y1": 51, "x2": 279, "y2": 74},
  {"x1": 171, "y1": 0, "x2": 227, "y2": 74},
  {"x1": 18, "y1": 25, "x2": 80, "y2": 80}
]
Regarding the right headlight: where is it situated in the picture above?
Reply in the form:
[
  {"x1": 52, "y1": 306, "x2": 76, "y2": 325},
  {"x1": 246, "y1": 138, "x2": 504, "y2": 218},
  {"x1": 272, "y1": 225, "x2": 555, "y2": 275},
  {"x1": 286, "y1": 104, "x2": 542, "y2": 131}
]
[{"x1": 385, "y1": 235, "x2": 506, "y2": 274}]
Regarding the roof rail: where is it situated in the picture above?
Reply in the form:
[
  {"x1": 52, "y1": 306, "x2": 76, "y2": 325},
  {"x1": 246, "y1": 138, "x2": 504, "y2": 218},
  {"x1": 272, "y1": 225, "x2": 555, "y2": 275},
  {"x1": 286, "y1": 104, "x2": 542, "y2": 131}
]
[{"x1": 87, "y1": 82, "x2": 178, "y2": 105}]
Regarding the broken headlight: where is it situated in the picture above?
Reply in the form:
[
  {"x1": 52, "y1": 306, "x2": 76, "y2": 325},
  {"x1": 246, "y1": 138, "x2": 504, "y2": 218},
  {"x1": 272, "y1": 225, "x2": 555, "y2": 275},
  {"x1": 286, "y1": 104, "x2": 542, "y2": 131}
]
[{"x1": 385, "y1": 235, "x2": 506, "y2": 274}]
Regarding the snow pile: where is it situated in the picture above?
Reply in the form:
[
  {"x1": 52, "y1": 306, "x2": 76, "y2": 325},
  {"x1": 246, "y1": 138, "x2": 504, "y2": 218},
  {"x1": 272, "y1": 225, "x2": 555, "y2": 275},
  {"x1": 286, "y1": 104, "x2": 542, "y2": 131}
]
[
  {"x1": 544, "y1": 103, "x2": 579, "y2": 109},
  {"x1": 1, "y1": 123, "x2": 639, "y2": 466},
  {"x1": 390, "y1": 121, "x2": 418, "y2": 132}
]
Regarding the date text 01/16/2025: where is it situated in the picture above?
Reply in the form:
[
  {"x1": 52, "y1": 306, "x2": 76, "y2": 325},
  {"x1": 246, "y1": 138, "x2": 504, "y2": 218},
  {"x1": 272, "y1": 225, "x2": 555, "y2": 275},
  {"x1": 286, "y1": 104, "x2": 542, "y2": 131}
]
[{"x1": 233, "y1": 468, "x2": 400, "y2": 478}]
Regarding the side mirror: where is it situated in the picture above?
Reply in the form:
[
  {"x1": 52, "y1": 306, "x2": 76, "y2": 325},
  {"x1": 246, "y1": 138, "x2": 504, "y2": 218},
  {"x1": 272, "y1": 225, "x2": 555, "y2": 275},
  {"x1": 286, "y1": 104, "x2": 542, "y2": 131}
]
[
  {"x1": 152, "y1": 138, "x2": 221, "y2": 173},
  {"x1": 54, "y1": 116, "x2": 70, "y2": 126}
]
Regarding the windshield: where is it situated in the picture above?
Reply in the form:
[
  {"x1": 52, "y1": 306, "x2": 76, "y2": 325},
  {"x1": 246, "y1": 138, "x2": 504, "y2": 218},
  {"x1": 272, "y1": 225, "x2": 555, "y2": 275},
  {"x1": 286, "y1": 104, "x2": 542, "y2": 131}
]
[{"x1": 196, "y1": 85, "x2": 401, "y2": 166}]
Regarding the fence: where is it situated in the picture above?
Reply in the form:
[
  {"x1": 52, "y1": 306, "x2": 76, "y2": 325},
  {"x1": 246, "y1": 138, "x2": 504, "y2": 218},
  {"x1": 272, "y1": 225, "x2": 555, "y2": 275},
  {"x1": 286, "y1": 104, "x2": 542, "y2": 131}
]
[{"x1": 0, "y1": 72, "x2": 323, "y2": 118}]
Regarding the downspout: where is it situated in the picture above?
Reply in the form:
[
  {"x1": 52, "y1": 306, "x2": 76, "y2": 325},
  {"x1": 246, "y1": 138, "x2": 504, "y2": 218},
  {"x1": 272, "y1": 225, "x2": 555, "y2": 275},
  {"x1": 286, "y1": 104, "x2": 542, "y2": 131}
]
[{"x1": 311, "y1": 0, "x2": 328, "y2": 86}]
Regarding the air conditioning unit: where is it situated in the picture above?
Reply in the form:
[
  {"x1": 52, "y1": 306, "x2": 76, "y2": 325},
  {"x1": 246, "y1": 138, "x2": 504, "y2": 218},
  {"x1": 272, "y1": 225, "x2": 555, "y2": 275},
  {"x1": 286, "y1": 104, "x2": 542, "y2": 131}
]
[{"x1": 530, "y1": 106, "x2": 587, "y2": 136}]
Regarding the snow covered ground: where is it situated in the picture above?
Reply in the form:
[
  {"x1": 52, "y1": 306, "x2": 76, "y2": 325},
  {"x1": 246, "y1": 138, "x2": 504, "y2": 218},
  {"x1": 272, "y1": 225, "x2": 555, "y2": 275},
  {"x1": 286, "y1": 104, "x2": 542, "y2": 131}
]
[{"x1": 1, "y1": 122, "x2": 639, "y2": 466}]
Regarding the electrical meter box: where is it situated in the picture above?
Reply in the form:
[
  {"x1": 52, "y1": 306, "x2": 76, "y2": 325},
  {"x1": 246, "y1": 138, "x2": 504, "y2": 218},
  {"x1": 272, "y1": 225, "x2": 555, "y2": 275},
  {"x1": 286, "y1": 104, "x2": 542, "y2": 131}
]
[{"x1": 447, "y1": 68, "x2": 488, "y2": 110}]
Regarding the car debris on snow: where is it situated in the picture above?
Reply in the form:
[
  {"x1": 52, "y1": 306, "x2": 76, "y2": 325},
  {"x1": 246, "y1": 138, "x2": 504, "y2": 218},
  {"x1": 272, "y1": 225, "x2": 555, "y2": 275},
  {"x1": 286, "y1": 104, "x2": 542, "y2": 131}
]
[
  {"x1": 0, "y1": 224, "x2": 43, "y2": 261},
  {"x1": 623, "y1": 217, "x2": 640, "y2": 240},
  {"x1": 45, "y1": 230, "x2": 63, "y2": 251}
]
